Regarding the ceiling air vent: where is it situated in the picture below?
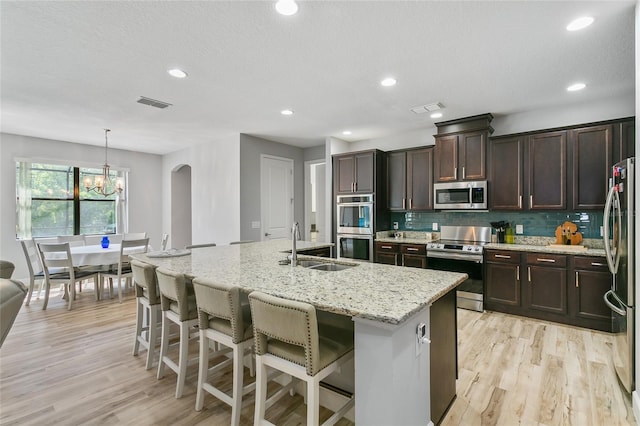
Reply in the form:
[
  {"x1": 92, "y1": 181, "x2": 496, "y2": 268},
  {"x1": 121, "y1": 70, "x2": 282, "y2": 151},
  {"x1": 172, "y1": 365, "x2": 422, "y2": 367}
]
[
  {"x1": 411, "y1": 102, "x2": 445, "y2": 114},
  {"x1": 137, "y1": 96, "x2": 172, "y2": 109}
]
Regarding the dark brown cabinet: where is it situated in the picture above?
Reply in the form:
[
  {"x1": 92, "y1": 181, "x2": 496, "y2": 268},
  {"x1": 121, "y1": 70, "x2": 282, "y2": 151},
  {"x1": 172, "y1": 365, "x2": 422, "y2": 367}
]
[
  {"x1": 528, "y1": 131, "x2": 567, "y2": 209},
  {"x1": 570, "y1": 125, "x2": 612, "y2": 210},
  {"x1": 485, "y1": 250, "x2": 522, "y2": 311},
  {"x1": 401, "y1": 244, "x2": 427, "y2": 268},
  {"x1": 489, "y1": 136, "x2": 524, "y2": 210},
  {"x1": 298, "y1": 246, "x2": 332, "y2": 258},
  {"x1": 387, "y1": 148, "x2": 433, "y2": 211},
  {"x1": 375, "y1": 242, "x2": 400, "y2": 265},
  {"x1": 434, "y1": 131, "x2": 487, "y2": 182},
  {"x1": 569, "y1": 256, "x2": 612, "y2": 332},
  {"x1": 430, "y1": 289, "x2": 457, "y2": 425},
  {"x1": 615, "y1": 118, "x2": 635, "y2": 162},
  {"x1": 334, "y1": 151, "x2": 375, "y2": 194},
  {"x1": 524, "y1": 253, "x2": 567, "y2": 315}
]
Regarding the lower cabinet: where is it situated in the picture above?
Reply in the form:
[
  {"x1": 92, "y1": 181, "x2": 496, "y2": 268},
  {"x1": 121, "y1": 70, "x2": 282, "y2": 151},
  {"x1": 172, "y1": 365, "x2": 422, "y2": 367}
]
[
  {"x1": 375, "y1": 242, "x2": 427, "y2": 268},
  {"x1": 430, "y1": 288, "x2": 457, "y2": 425},
  {"x1": 484, "y1": 249, "x2": 611, "y2": 332},
  {"x1": 298, "y1": 246, "x2": 332, "y2": 258}
]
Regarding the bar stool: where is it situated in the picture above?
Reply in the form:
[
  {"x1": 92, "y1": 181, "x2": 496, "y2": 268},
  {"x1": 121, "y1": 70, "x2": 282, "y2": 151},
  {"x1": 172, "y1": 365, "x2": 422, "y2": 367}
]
[
  {"x1": 130, "y1": 259, "x2": 161, "y2": 370},
  {"x1": 155, "y1": 267, "x2": 199, "y2": 398},
  {"x1": 192, "y1": 278, "x2": 255, "y2": 425},
  {"x1": 248, "y1": 291, "x2": 355, "y2": 426}
]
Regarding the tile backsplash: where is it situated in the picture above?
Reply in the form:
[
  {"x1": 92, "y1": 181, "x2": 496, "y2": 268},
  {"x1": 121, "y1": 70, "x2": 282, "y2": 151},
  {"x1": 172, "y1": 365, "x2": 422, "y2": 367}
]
[{"x1": 392, "y1": 211, "x2": 604, "y2": 240}]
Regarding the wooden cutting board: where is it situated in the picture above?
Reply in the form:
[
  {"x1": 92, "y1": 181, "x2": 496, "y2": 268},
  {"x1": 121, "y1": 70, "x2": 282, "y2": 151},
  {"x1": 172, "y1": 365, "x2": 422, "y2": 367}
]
[{"x1": 555, "y1": 221, "x2": 583, "y2": 245}]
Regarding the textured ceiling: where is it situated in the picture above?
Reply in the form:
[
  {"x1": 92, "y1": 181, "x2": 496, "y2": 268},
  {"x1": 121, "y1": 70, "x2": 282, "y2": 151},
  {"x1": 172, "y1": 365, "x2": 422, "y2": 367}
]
[{"x1": 0, "y1": 1, "x2": 635, "y2": 155}]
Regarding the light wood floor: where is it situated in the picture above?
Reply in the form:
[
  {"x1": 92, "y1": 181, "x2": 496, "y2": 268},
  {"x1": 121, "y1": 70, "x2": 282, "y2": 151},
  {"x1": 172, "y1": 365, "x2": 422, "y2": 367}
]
[{"x1": 0, "y1": 286, "x2": 634, "y2": 425}]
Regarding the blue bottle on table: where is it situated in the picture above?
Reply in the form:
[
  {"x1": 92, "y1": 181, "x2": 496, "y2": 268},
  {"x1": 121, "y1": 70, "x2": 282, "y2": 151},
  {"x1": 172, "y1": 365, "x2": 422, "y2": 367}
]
[{"x1": 101, "y1": 236, "x2": 110, "y2": 248}]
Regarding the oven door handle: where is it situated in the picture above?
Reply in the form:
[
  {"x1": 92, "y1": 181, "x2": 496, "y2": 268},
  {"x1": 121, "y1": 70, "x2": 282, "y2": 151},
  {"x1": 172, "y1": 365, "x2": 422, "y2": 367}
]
[{"x1": 426, "y1": 251, "x2": 482, "y2": 263}]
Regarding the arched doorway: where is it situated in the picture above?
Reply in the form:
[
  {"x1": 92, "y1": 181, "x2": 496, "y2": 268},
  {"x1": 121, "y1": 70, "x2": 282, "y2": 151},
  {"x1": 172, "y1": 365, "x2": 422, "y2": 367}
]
[{"x1": 171, "y1": 164, "x2": 192, "y2": 249}]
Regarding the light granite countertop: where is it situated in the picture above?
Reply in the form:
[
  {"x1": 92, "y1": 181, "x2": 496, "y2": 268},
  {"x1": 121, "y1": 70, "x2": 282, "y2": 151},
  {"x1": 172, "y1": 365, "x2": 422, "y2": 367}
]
[
  {"x1": 484, "y1": 242, "x2": 606, "y2": 257},
  {"x1": 375, "y1": 230, "x2": 436, "y2": 245},
  {"x1": 131, "y1": 239, "x2": 467, "y2": 325}
]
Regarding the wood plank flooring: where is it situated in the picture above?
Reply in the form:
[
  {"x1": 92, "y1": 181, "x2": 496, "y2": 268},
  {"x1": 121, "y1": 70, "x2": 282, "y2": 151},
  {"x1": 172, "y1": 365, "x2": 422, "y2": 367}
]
[{"x1": 0, "y1": 286, "x2": 634, "y2": 425}]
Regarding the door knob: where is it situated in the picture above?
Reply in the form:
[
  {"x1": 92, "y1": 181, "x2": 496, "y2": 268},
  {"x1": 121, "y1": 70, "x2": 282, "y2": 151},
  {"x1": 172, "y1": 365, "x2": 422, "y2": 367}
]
[{"x1": 264, "y1": 232, "x2": 271, "y2": 237}]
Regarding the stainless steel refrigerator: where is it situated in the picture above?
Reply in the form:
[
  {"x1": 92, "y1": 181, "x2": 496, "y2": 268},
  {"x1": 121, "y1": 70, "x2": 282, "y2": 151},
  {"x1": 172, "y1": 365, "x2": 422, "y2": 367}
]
[{"x1": 603, "y1": 157, "x2": 635, "y2": 393}]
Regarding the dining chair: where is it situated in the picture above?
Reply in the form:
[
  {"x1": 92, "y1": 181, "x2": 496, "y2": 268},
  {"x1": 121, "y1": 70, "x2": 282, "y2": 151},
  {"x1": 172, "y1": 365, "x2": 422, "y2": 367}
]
[
  {"x1": 124, "y1": 232, "x2": 147, "y2": 240},
  {"x1": 20, "y1": 239, "x2": 47, "y2": 306},
  {"x1": 130, "y1": 259, "x2": 161, "y2": 369},
  {"x1": 102, "y1": 238, "x2": 149, "y2": 303},
  {"x1": 56, "y1": 235, "x2": 86, "y2": 247},
  {"x1": 161, "y1": 233, "x2": 169, "y2": 251},
  {"x1": 37, "y1": 242, "x2": 99, "y2": 310},
  {"x1": 192, "y1": 277, "x2": 255, "y2": 424},
  {"x1": 155, "y1": 267, "x2": 199, "y2": 399},
  {"x1": 185, "y1": 243, "x2": 216, "y2": 249},
  {"x1": 248, "y1": 291, "x2": 355, "y2": 426},
  {"x1": 0, "y1": 260, "x2": 15, "y2": 279}
]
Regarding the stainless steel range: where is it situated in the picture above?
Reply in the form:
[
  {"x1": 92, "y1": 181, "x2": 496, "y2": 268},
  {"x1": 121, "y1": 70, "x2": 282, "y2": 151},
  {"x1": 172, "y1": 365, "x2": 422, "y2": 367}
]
[{"x1": 426, "y1": 225, "x2": 492, "y2": 312}]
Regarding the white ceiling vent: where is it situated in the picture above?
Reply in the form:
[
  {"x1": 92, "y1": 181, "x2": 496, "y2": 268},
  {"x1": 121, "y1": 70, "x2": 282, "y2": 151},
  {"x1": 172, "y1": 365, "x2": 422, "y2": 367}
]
[
  {"x1": 137, "y1": 96, "x2": 172, "y2": 109},
  {"x1": 411, "y1": 102, "x2": 445, "y2": 114}
]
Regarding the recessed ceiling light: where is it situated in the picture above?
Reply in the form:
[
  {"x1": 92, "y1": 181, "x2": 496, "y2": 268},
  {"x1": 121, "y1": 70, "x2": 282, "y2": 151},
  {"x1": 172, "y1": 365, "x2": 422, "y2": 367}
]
[
  {"x1": 567, "y1": 83, "x2": 586, "y2": 92},
  {"x1": 281, "y1": 109, "x2": 294, "y2": 115},
  {"x1": 566, "y1": 16, "x2": 594, "y2": 31},
  {"x1": 167, "y1": 68, "x2": 188, "y2": 78},
  {"x1": 342, "y1": 130, "x2": 352, "y2": 136},
  {"x1": 380, "y1": 77, "x2": 397, "y2": 87},
  {"x1": 275, "y1": 0, "x2": 298, "y2": 16},
  {"x1": 430, "y1": 112, "x2": 443, "y2": 119}
]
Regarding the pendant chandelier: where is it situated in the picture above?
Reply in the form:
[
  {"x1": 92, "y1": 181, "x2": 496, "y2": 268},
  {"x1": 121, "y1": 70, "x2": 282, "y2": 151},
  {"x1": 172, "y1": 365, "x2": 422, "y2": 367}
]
[{"x1": 83, "y1": 129, "x2": 124, "y2": 197}]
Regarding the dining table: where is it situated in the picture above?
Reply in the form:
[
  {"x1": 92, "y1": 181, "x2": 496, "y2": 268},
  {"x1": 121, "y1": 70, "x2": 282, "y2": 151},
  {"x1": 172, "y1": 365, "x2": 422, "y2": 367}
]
[{"x1": 63, "y1": 244, "x2": 148, "y2": 267}]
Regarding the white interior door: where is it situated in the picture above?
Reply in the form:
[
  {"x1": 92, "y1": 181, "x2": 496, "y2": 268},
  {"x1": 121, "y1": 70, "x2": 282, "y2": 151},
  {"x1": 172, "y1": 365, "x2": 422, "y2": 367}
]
[{"x1": 261, "y1": 155, "x2": 293, "y2": 240}]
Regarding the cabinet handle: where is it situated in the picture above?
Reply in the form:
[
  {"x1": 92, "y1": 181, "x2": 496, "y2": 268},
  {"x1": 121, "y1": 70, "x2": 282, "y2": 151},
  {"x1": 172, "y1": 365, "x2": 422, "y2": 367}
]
[
  {"x1": 591, "y1": 262, "x2": 605, "y2": 267},
  {"x1": 516, "y1": 266, "x2": 520, "y2": 281},
  {"x1": 536, "y1": 258, "x2": 556, "y2": 263},
  {"x1": 381, "y1": 245, "x2": 393, "y2": 249},
  {"x1": 353, "y1": 182, "x2": 357, "y2": 192},
  {"x1": 518, "y1": 195, "x2": 522, "y2": 208},
  {"x1": 454, "y1": 167, "x2": 458, "y2": 180},
  {"x1": 495, "y1": 254, "x2": 511, "y2": 259},
  {"x1": 402, "y1": 199, "x2": 406, "y2": 210},
  {"x1": 528, "y1": 266, "x2": 531, "y2": 283},
  {"x1": 575, "y1": 271, "x2": 579, "y2": 288},
  {"x1": 409, "y1": 198, "x2": 413, "y2": 209},
  {"x1": 530, "y1": 195, "x2": 533, "y2": 207},
  {"x1": 407, "y1": 247, "x2": 419, "y2": 252},
  {"x1": 462, "y1": 167, "x2": 465, "y2": 180}
]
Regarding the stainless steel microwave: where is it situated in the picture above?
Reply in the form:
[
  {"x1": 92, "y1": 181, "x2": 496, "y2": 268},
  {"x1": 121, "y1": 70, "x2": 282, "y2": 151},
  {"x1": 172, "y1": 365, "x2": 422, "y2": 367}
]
[{"x1": 433, "y1": 180, "x2": 488, "y2": 210}]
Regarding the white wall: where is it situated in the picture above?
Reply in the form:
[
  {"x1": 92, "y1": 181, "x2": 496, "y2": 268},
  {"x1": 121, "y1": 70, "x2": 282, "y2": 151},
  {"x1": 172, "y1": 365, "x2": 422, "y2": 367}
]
[
  {"x1": 163, "y1": 136, "x2": 241, "y2": 247},
  {"x1": 0, "y1": 132, "x2": 162, "y2": 280}
]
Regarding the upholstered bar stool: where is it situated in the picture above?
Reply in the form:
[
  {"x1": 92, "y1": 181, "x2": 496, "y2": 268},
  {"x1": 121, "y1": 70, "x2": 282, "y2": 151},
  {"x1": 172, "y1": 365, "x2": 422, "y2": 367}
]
[
  {"x1": 130, "y1": 259, "x2": 161, "y2": 370},
  {"x1": 192, "y1": 278, "x2": 255, "y2": 425},
  {"x1": 248, "y1": 291, "x2": 355, "y2": 426},
  {"x1": 155, "y1": 267, "x2": 199, "y2": 398}
]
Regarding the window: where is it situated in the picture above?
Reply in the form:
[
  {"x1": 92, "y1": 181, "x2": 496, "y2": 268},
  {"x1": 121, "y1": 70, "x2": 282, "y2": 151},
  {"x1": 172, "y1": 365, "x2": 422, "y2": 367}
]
[{"x1": 16, "y1": 161, "x2": 127, "y2": 238}]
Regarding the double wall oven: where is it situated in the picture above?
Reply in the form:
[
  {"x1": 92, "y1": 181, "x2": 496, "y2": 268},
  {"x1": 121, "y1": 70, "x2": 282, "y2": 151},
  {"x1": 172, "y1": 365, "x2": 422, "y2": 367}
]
[
  {"x1": 336, "y1": 194, "x2": 374, "y2": 261},
  {"x1": 427, "y1": 226, "x2": 491, "y2": 312}
]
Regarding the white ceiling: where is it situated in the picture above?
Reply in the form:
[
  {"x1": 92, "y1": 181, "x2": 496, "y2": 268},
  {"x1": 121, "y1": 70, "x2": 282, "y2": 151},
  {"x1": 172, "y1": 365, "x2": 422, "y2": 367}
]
[{"x1": 0, "y1": 1, "x2": 635, "y2": 155}]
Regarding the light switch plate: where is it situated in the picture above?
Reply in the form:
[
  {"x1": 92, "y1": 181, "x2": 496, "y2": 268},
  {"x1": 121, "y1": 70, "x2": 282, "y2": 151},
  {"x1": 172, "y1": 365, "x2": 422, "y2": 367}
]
[
  {"x1": 393, "y1": 222, "x2": 399, "y2": 230},
  {"x1": 432, "y1": 223, "x2": 438, "y2": 231},
  {"x1": 515, "y1": 224, "x2": 523, "y2": 234},
  {"x1": 251, "y1": 221, "x2": 261, "y2": 229}
]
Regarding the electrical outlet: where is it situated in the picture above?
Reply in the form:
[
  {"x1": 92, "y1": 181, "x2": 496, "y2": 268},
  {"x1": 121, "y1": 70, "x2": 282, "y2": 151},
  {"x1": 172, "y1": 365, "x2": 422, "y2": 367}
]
[
  {"x1": 515, "y1": 224, "x2": 523, "y2": 234},
  {"x1": 600, "y1": 226, "x2": 604, "y2": 237},
  {"x1": 432, "y1": 223, "x2": 438, "y2": 231},
  {"x1": 393, "y1": 222, "x2": 399, "y2": 230}
]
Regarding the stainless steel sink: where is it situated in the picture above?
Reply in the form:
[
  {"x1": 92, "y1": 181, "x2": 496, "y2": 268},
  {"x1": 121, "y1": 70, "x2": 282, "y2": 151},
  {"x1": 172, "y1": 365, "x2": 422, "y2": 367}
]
[{"x1": 296, "y1": 259, "x2": 358, "y2": 271}]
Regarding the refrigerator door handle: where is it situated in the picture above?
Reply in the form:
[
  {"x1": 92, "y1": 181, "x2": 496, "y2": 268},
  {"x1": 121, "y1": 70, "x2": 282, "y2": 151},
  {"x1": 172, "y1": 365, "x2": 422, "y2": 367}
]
[
  {"x1": 603, "y1": 186, "x2": 622, "y2": 275},
  {"x1": 604, "y1": 290, "x2": 627, "y2": 317}
]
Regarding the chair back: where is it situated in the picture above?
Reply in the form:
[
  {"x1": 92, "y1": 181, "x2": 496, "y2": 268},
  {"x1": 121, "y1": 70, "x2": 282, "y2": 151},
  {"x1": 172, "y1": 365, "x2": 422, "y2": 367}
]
[
  {"x1": 192, "y1": 278, "x2": 250, "y2": 344},
  {"x1": 0, "y1": 260, "x2": 15, "y2": 279},
  {"x1": 155, "y1": 267, "x2": 196, "y2": 321},
  {"x1": 57, "y1": 235, "x2": 86, "y2": 247},
  {"x1": 161, "y1": 233, "x2": 169, "y2": 251},
  {"x1": 37, "y1": 243, "x2": 74, "y2": 281},
  {"x1": 124, "y1": 232, "x2": 147, "y2": 240},
  {"x1": 185, "y1": 243, "x2": 216, "y2": 249},
  {"x1": 249, "y1": 291, "x2": 320, "y2": 376},
  {"x1": 20, "y1": 239, "x2": 43, "y2": 279},
  {"x1": 130, "y1": 259, "x2": 160, "y2": 304}
]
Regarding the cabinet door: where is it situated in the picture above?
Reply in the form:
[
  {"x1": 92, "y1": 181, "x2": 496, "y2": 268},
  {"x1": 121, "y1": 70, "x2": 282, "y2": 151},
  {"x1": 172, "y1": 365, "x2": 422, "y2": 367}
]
[
  {"x1": 528, "y1": 131, "x2": 567, "y2": 209},
  {"x1": 375, "y1": 242, "x2": 399, "y2": 265},
  {"x1": 354, "y1": 152, "x2": 374, "y2": 193},
  {"x1": 571, "y1": 125, "x2": 612, "y2": 210},
  {"x1": 573, "y1": 269, "x2": 612, "y2": 322},
  {"x1": 459, "y1": 131, "x2": 486, "y2": 180},
  {"x1": 402, "y1": 254, "x2": 427, "y2": 269},
  {"x1": 489, "y1": 137, "x2": 524, "y2": 210},
  {"x1": 485, "y1": 262, "x2": 521, "y2": 307},
  {"x1": 619, "y1": 119, "x2": 635, "y2": 161},
  {"x1": 335, "y1": 155, "x2": 355, "y2": 193},
  {"x1": 526, "y1": 265, "x2": 567, "y2": 315},
  {"x1": 387, "y1": 151, "x2": 407, "y2": 210},
  {"x1": 406, "y1": 148, "x2": 433, "y2": 210},
  {"x1": 434, "y1": 135, "x2": 459, "y2": 182}
]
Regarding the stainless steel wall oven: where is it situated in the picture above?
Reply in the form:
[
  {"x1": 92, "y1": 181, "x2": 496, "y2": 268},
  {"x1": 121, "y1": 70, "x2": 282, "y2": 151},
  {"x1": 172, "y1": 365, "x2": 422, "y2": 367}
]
[{"x1": 336, "y1": 194, "x2": 374, "y2": 261}]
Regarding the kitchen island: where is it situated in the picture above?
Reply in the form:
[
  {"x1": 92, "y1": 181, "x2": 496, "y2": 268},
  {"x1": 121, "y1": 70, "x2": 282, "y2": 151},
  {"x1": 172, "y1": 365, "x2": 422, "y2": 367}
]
[{"x1": 132, "y1": 240, "x2": 467, "y2": 425}]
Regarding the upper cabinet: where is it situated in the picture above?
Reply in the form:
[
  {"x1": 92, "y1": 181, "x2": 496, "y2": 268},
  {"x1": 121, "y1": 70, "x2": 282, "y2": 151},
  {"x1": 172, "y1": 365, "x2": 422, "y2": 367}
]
[
  {"x1": 570, "y1": 125, "x2": 612, "y2": 210},
  {"x1": 489, "y1": 136, "x2": 525, "y2": 210},
  {"x1": 528, "y1": 130, "x2": 567, "y2": 210},
  {"x1": 434, "y1": 114, "x2": 493, "y2": 182},
  {"x1": 334, "y1": 151, "x2": 375, "y2": 194},
  {"x1": 387, "y1": 147, "x2": 433, "y2": 211}
]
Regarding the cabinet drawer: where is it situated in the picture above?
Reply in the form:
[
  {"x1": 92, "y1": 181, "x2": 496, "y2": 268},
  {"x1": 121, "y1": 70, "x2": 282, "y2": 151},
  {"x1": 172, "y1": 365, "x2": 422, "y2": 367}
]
[
  {"x1": 485, "y1": 250, "x2": 521, "y2": 264},
  {"x1": 574, "y1": 256, "x2": 608, "y2": 271},
  {"x1": 375, "y1": 242, "x2": 400, "y2": 253},
  {"x1": 526, "y1": 253, "x2": 567, "y2": 267},
  {"x1": 401, "y1": 244, "x2": 426, "y2": 255}
]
